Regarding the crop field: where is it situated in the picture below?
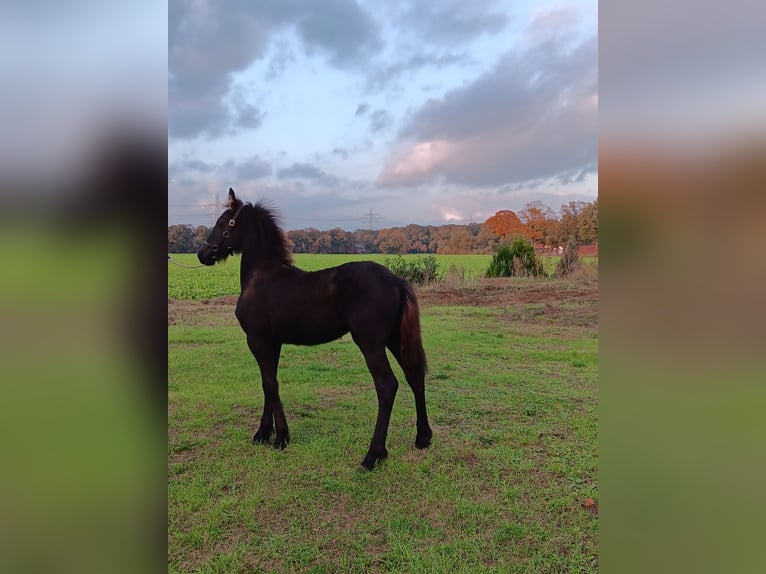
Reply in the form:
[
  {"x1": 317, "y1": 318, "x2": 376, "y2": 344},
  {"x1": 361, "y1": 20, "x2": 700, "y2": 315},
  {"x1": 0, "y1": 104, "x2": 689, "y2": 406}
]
[
  {"x1": 168, "y1": 253, "x2": 596, "y2": 300},
  {"x1": 168, "y1": 257, "x2": 598, "y2": 572}
]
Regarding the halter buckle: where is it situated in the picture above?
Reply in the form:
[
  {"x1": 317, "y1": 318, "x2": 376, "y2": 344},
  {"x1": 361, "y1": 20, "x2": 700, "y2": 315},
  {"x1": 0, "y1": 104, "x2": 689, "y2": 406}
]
[{"x1": 229, "y1": 219, "x2": 236, "y2": 227}]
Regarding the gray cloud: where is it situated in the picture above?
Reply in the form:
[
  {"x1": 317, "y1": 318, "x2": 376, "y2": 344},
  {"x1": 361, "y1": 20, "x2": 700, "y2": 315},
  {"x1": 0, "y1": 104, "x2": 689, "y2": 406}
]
[
  {"x1": 229, "y1": 88, "x2": 267, "y2": 131},
  {"x1": 400, "y1": 0, "x2": 510, "y2": 44},
  {"x1": 266, "y1": 39, "x2": 297, "y2": 80},
  {"x1": 370, "y1": 109, "x2": 394, "y2": 133},
  {"x1": 294, "y1": 0, "x2": 382, "y2": 67},
  {"x1": 169, "y1": 0, "x2": 381, "y2": 140},
  {"x1": 378, "y1": 11, "x2": 597, "y2": 188},
  {"x1": 277, "y1": 162, "x2": 342, "y2": 186},
  {"x1": 332, "y1": 148, "x2": 350, "y2": 159},
  {"x1": 355, "y1": 103, "x2": 370, "y2": 116},
  {"x1": 169, "y1": 157, "x2": 216, "y2": 177},
  {"x1": 365, "y1": 52, "x2": 470, "y2": 92},
  {"x1": 232, "y1": 155, "x2": 273, "y2": 180},
  {"x1": 170, "y1": 154, "x2": 273, "y2": 185}
]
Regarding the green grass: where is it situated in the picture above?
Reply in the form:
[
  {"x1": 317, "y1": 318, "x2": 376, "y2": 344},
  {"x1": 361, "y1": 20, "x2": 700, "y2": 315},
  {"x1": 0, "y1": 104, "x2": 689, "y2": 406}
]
[
  {"x1": 168, "y1": 253, "x2": 597, "y2": 300},
  {"x1": 169, "y1": 284, "x2": 598, "y2": 572}
]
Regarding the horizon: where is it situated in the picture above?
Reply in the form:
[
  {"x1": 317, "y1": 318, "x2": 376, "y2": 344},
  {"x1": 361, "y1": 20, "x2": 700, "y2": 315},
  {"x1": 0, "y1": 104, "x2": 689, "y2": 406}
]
[{"x1": 168, "y1": 197, "x2": 596, "y2": 233}]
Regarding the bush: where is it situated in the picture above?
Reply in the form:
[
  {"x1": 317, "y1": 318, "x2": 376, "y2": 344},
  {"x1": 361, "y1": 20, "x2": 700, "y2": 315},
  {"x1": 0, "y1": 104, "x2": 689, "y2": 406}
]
[
  {"x1": 486, "y1": 237, "x2": 545, "y2": 278},
  {"x1": 384, "y1": 254, "x2": 441, "y2": 285},
  {"x1": 554, "y1": 237, "x2": 581, "y2": 278}
]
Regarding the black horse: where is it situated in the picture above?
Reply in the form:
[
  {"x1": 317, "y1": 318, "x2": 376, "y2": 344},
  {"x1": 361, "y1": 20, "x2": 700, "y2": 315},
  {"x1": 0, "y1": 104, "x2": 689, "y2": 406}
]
[{"x1": 197, "y1": 189, "x2": 432, "y2": 470}]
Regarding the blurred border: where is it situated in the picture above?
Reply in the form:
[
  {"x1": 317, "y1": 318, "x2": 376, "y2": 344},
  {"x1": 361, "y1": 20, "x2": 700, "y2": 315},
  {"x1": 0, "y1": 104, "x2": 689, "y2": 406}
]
[
  {"x1": 601, "y1": 1, "x2": 766, "y2": 572},
  {"x1": 0, "y1": 3, "x2": 168, "y2": 573}
]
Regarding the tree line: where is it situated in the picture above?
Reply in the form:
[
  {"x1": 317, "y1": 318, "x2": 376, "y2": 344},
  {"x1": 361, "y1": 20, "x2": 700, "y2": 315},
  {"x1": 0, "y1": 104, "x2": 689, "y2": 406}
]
[{"x1": 168, "y1": 199, "x2": 597, "y2": 255}]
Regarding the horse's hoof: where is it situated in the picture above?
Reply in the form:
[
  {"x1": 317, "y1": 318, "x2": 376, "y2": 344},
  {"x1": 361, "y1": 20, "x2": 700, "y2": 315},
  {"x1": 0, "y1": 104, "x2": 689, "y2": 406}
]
[
  {"x1": 273, "y1": 434, "x2": 289, "y2": 450},
  {"x1": 252, "y1": 428, "x2": 273, "y2": 444},
  {"x1": 415, "y1": 434, "x2": 432, "y2": 449},
  {"x1": 360, "y1": 448, "x2": 387, "y2": 470}
]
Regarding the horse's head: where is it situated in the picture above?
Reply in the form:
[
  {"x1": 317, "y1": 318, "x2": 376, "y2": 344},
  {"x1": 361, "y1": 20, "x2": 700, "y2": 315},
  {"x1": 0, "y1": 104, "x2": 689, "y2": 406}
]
[{"x1": 197, "y1": 188, "x2": 248, "y2": 265}]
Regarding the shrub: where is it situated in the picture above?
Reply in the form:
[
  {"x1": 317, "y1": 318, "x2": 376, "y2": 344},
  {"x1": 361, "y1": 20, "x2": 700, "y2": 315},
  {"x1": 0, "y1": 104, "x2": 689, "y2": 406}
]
[
  {"x1": 554, "y1": 237, "x2": 581, "y2": 278},
  {"x1": 384, "y1": 254, "x2": 441, "y2": 285},
  {"x1": 486, "y1": 237, "x2": 545, "y2": 278}
]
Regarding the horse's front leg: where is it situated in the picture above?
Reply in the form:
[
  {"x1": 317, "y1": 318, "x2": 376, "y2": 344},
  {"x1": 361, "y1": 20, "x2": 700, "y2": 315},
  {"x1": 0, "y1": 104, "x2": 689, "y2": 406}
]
[{"x1": 248, "y1": 337, "x2": 289, "y2": 449}]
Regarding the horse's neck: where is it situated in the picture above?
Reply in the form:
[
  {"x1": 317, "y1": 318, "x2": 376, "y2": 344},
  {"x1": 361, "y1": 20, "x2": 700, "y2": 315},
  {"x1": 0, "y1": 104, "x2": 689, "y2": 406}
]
[{"x1": 238, "y1": 219, "x2": 280, "y2": 290}]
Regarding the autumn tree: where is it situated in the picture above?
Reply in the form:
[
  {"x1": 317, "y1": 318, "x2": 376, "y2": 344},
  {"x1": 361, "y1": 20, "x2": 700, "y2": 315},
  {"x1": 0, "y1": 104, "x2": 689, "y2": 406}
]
[
  {"x1": 168, "y1": 224, "x2": 195, "y2": 253},
  {"x1": 446, "y1": 228, "x2": 474, "y2": 254},
  {"x1": 351, "y1": 229, "x2": 378, "y2": 253},
  {"x1": 483, "y1": 210, "x2": 528, "y2": 242},
  {"x1": 287, "y1": 228, "x2": 321, "y2": 253},
  {"x1": 377, "y1": 227, "x2": 409, "y2": 254},
  {"x1": 518, "y1": 201, "x2": 556, "y2": 247},
  {"x1": 578, "y1": 199, "x2": 598, "y2": 244},
  {"x1": 405, "y1": 224, "x2": 430, "y2": 253},
  {"x1": 555, "y1": 201, "x2": 589, "y2": 245},
  {"x1": 472, "y1": 223, "x2": 497, "y2": 253},
  {"x1": 327, "y1": 228, "x2": 352, "y2": 253}
]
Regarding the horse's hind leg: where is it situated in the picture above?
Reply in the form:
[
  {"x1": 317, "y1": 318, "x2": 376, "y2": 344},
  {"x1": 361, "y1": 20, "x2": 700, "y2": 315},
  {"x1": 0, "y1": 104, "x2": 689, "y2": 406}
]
[
  {"x1": 357, "y1": 344, "x2": 399, "y2": 470},
  {"x1": 253, "y1": 401, "x2": 274, "y2": 445},
  {"x1": 388, "y1": 341, "x2": 432, "y2": 450},
  {"x1": 247, "y1": 336, "x2": 289, "y2": 449}
]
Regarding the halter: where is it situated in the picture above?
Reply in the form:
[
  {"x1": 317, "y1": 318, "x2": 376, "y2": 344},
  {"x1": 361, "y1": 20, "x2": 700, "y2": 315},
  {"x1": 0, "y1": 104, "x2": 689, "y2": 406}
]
[{"x1": 203, "y1": 202, "x2": 251, "y2": 257}]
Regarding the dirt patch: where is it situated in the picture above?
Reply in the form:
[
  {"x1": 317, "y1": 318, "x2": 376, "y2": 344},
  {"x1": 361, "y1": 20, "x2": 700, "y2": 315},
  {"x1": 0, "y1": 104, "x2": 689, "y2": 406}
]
[
  {"x1": 418, "y1": 277, "x2": 598, "y2": 329},
  {"x1": 168, "y1": 277, "x2": 598, "y2": 330},
  {"x1": 453, "y1": 448, "x2": 482, "y2": 467},
  {"x1": 168, "y1": 296, "x2": 237, "y2": 327},
  {"x1": 416, "y1": 277, "x2": 597, "y2": 308}
]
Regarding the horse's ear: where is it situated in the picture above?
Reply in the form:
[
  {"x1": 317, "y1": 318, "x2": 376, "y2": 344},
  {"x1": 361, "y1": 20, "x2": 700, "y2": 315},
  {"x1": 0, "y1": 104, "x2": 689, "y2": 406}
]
[{"x1": 227, "y1": 188, "x2": 237, "y2": 208}]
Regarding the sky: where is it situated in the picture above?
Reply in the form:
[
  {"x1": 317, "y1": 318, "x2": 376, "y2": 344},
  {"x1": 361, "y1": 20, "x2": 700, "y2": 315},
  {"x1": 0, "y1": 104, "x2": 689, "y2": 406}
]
[{"x1": 168, "y1": 0, "x2": 598, "y2": 230}]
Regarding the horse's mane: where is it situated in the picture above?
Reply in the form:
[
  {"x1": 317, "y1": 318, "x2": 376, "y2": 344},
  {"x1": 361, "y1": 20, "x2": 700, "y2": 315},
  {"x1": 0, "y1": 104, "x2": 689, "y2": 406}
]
[{"x1": 246, "y1": 199, "x2": 294, "y2": 267}]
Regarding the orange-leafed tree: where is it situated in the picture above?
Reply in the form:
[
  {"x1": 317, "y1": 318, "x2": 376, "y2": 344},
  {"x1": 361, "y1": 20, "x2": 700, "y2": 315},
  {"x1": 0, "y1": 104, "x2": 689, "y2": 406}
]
[
  {"x1": 518, "y1": 201, "x2": 556, "y2": 247},
  {"x1": 483, "y1": 210, "x2": 528, "y2": 242}
]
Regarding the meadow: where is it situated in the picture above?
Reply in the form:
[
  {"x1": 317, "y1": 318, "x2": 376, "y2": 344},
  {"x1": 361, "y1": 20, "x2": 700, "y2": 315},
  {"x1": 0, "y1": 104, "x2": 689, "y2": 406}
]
[
  {"x1": 168, "y1": 253, "x2": 596, "y2": 300},
  {"x1": 168, "y1": 256, "x2": 598, "y2": 573}
]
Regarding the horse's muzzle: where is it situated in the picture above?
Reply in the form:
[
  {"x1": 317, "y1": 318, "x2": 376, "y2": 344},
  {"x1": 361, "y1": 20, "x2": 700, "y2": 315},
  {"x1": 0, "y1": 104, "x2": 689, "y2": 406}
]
[{"x1": 197, "y1": 249, "x2": 216, "y2": 266}]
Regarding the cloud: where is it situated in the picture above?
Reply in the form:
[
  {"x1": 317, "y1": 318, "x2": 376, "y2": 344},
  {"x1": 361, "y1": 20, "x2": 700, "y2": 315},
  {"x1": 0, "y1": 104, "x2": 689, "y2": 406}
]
[
  {"x1": 370, "y1": 109, "x2": 394, "y2": 133},
  {"x1": 232, "y1": 155, "x2": 273, "y2": 180},
  {"x1": 400, "y1": 0, "x2": 510, "y2": 45},
  {"x1": 169, "y1": 157, "x2": 217, "y2": 179},
  {"x1": 169, "y1": 0, "x2": 381, "y2": 140},
  {"x1": 355, "y1": 103, "x2": 370, "y2": 116},
  {"x1": 365, "y1": 52, "x2": 471, "y2": 92},
  {"x1": 266, "y1": 39, "x2": 297, "y2": 80},
  {"x1": 277, "y1": 162, "x2": 342, "y2": 186},
  {"x1": 378, "y1": 10, "x2": 597, "y2": 188},
  {"x1": 332, "y1": 148, "x2": 350, "y2": 160},
  {"x1": 170, "y1": 154, "x2": 272, "y2": 184},
  {"x1": 294, "y1": 0, "x2": 382, "y2": 67}
]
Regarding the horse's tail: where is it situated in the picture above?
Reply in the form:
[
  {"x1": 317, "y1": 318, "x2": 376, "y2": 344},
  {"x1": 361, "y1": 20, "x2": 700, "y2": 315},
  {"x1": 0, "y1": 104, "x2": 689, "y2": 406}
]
[{"x1": 399, "y1": 282, "x2": 428, "y2": 380}]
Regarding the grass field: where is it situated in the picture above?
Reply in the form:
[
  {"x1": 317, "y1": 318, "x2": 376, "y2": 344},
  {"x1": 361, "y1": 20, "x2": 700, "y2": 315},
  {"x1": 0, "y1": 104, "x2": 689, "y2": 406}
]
[
  {"x1": 168, "y1": 253, "x2": 597, "y2": 300},
  {"x1": 169, "y1": 271, "x2": 598, "y2": 572}
]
